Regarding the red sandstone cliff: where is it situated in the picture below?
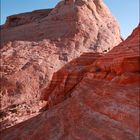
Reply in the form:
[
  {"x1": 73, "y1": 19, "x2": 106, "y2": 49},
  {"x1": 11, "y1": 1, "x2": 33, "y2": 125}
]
[
  {"x1": 1, "y1": 23, "x2": 139, "y2": 140},
  {"x1": 0, "y1": 0, "x2": 122, "y2": 129}
]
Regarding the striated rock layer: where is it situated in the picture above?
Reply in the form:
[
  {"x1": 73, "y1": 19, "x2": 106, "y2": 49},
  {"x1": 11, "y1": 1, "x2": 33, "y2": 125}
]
[
  {"x1": 43, "y1": 24, "x2": 140, "y2": 108},
  {"x1": 0, "y1": 0, "x2": 121, "y2": 128},
  {"x1": 1, "y1": 24, "x2": 139, "y2": 140}
]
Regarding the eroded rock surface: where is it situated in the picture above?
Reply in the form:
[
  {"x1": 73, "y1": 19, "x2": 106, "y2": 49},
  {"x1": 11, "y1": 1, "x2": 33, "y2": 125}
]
[
  {"x1": 1, "y1": 24, "x2": 139, "y2": 140},
  {"x1": 0, "y1": 0, "x2": 121, "y2": 129},
  {"x1": 2, "y1": 9, "x2": 52, "y2": 29},
  {"x1": 42, "y1": 25, "x2": 140, "y2": 108}
]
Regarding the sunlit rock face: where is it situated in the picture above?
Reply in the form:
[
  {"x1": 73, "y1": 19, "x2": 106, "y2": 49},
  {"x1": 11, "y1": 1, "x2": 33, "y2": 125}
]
[
  {"x1": 2, "y1": 9, "x2": 53, "y2": 29},
  {"x1": 42, "y1": 25, "x2": 140, "y2": 108},
  {"x1": 0, "y1": 0, "x2": 121, "y2": 123},
  {"x1": 1, "y1": 24, "x2": 139, "y2": 140}
]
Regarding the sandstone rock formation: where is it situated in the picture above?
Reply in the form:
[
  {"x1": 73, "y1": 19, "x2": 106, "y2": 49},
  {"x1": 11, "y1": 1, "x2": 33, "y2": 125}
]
[
  {"x1": 0, "y1": 0, "x2": 122, "y2": 128},
  {"x1": 1, "y1": 24, "x2": 139, "y2": 140},
  {"x1": 42, "y1": 24, "x2": 140, "y2": 108},
  {"x1": 2, "y1": 9, "x2": 52, "y2": 29}
]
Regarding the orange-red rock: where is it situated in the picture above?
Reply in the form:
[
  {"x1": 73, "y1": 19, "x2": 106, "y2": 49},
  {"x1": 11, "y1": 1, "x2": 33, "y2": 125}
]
[
  {"x1": 2, "y1": 9, "x2": 52, "y2": 29},
  {"x1": 42, "y1": 24, "x2": 140, "y2": 107},
  {"x1": 1, "y1": 24, "x2": 139, "y2": 140},
  {"x1": 0, "y1": 0, "x2": 122, "y2": 129}
]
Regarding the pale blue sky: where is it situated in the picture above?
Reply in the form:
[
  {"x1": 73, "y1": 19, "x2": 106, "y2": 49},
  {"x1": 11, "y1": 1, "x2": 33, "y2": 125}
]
[{"x1": 1, "y1": 0, "x2": 139, "y2": 38}]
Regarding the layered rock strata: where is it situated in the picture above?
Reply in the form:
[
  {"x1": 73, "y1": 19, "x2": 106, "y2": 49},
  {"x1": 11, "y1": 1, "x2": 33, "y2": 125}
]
[
  {"x1": 0, "y1": 0, "x2": 121, "y2": 127},
  {"x1": 1, "y1": 25, "x2": 139, "y2": 140}
]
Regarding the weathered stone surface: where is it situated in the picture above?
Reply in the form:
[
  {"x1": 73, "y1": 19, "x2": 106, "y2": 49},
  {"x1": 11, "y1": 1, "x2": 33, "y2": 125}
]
[
  {"x1": 1, "y1": 25, "x2": 139, "y2": 140},
  {"x1": 0, "y1": 0, "x2": 122, "y2": 129},
  {"x1": 42, "y1": 52, "x2": 103, "y2": 107},
  {"x1": 1, "y1": 0, "x2": 121, "y2": 47},
  {"x1": 42, "y1": 25, "x2": 140, "y2": 108},
  {"x1": 2, "y1": 9, "x2": 52, "y2": 29}
]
